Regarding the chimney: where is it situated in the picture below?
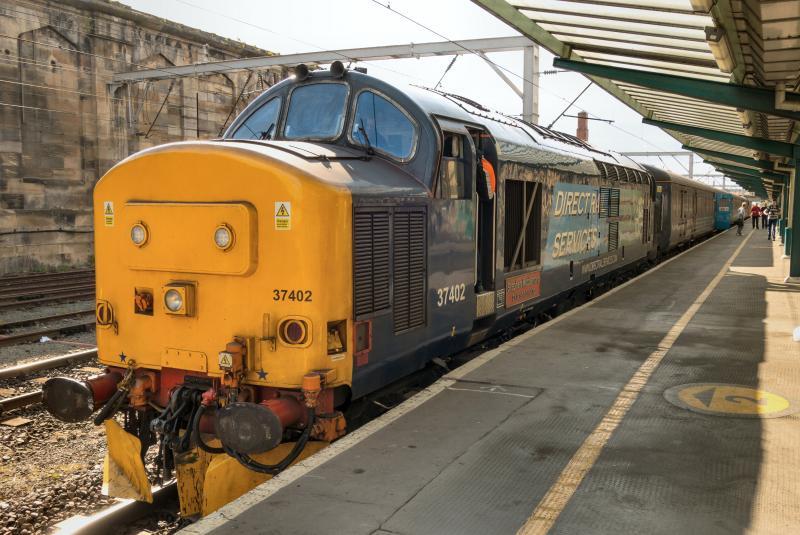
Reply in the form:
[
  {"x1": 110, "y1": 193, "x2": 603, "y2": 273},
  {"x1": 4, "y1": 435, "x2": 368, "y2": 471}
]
[{"x1": 576, "y1": 111, "x2": 589, "y2": 142}]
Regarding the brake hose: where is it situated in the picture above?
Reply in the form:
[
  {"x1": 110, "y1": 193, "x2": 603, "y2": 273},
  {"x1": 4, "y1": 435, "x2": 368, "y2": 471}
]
[
  {"x1": 92, "y1": 387, "x2": 127, "y2": 425},
  {"x1": 191, "y1": 403, "x2": 225, "y2": 454}
]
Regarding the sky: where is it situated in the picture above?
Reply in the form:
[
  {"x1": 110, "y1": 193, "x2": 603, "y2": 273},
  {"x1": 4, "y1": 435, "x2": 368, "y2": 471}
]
[{"x1": 123, "y1": 0, "x2": 718, "y2": 179}]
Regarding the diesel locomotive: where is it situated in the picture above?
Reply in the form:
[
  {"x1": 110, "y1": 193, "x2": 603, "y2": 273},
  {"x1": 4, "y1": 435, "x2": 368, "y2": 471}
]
[{"x1": 42, "y1": 62, "x2": 746, "y2": 516}]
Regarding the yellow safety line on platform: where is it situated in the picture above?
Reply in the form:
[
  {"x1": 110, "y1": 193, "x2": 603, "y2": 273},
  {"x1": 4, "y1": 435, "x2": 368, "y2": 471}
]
[{"x1": 516, "y1": 230, "x2": 754, "y2": 535}]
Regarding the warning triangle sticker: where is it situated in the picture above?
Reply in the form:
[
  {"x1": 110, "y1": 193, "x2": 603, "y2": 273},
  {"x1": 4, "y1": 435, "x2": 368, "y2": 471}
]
[
  {"x1": 276, "y1": 204, "x2": 289, "y2": 217},
  {"x1": 104, "y1": 203, "x2": 113, "y2": 214}
]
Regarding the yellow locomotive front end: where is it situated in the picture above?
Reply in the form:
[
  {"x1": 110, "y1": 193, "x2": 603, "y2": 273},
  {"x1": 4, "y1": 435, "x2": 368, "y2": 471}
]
[{"x1": 43, "y1": 141, "x2": 354, "y2": 515}]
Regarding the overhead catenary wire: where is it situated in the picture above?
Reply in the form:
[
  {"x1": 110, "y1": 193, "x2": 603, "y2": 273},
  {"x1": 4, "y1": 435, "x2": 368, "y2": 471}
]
[
  {"x1": 3, "y1": 2, "x2": 422, "y2": 117},
  {"x1": 171, "y1": 0, "x2": 431, "y2": 85},
  {"x1": 2, "y1": 2, "x2": 293, "y2": 111},
  {"x1": 6, "y1": 0, "x2": 693, "y2": 165},
  {"x1": 367, "y1": 0, "x2": 696, "y2": 158},
  {"x1": 547, "y1": 81, "x2": 592, "y2": 129},
  {"x1": 0, "y1": 56, "x2": 267, "y2": 108}
]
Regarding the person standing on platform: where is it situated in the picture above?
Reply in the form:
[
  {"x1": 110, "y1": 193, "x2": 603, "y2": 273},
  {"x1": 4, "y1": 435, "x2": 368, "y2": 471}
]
[
  {"x1": 766, "y1": 203, "x2": 781, "y2": 241},
  {"x1": 750, "y1": 203, "x2": 761, "y2": 229},
  {"x1": 761, "y1": 202, "x2": 769, "y2": 229},
  {"x1": 736, "y1": 202, "x2": 746, "y2": 235}
]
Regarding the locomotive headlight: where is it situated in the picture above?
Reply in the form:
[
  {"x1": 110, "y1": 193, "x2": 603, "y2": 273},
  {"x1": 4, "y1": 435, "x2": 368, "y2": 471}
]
[
  {"x1": 214, "y1": 224, "x2": 234, "y2": 251},
  {"x1": 162, "y1": 283, "x2": 195, "y2": 316},
  {"x1": 164, "y1": 289, "x2": 184, "y2": 312},
  {"x1": 130, "y1": 222, "x2": 149, "y2": 247}
]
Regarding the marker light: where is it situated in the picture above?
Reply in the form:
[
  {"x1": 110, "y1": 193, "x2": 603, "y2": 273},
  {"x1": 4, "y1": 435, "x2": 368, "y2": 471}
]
[
  {"x1": 277, "y1": 317, "x2": 312, "y2": 347},
  {"x1": 284, "y1": 321, "x2": 306, "y2": 344},
  {"x1": 131, "y1": 222, "x2": 148, "y2": 247},
  {"x1": 164, "y1": 289, "x2": 184, "y2": 312},
  {"x1": 214, "y1": 224, "x2": 234, "y2": 250}
]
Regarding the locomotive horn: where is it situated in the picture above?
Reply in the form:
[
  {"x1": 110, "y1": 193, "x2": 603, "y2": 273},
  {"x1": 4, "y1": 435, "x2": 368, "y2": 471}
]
[
  {"x1": 330, "y1": 60, "x2": 347, "y2": 78},
  {"x1": 42, "y1": 370, "x2": 122, "y2": 423},
  {"x1": 294, "y1": 63, "x2": 310, "y2": 81}
]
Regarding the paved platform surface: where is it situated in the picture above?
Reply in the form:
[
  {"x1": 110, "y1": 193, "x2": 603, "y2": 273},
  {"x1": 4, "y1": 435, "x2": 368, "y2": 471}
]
[{"x1": 186, "y1": 227, "x2": 800, "y2": 535}]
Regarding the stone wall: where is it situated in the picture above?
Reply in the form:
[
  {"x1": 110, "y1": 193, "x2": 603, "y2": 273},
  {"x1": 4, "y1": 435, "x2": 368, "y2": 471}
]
[{"x1": 0, "y1": 0, "x2": 284, "y2": 274}]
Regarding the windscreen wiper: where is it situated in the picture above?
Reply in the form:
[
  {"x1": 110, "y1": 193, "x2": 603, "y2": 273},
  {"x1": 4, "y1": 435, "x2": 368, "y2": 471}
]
[
  {"x1": 259, "y1": 123, "x2": 275, "y2": 140},
  {"x1": 357, "y1": 119, "x2": 375, "y2": 156}
]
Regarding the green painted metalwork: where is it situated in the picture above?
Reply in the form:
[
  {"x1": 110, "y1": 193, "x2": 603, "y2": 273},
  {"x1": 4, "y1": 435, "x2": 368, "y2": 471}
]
[
  {"x1": 780, "y1": 183, "x2": 787, "y2": 245},
  {"x1": 682, "y1": 145, "x2": 793, "y2": 171},
  {"x1": 711, "y1": 163, "x2": 765, "y2": 178},
  {"x1": 790, "y1": 169, "x2": 800, "y2": 277},
  {"x1": 555, "y1": 58, "x2": 800, "y2": 121},
  {"x1": 471, "y1": 0, "x2": 655, "y2": 121},
  {"x1": 643, "y1": 119, "x2": 799, "y2": 159},
  {"x1": 711, "y1": 163, "x2": 788, "y2": 182}
]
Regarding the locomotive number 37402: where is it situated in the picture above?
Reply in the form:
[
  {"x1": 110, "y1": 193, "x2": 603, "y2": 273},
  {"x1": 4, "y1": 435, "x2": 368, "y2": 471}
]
[
  {"x1": 273, "y1": 289, "x2": 312, "y2": 302},
  {"x1": 436, "y1": 283, "x2": 466, "y2": 307}
]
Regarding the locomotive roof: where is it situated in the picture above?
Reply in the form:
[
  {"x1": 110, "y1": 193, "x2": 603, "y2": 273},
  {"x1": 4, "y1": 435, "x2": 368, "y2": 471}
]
[
  {"x1": 642, "y1": 163, "x2": 743, "y2": 198},
  {"x1": 225, "y1": 67, "x2": 646, "y2": 176}
]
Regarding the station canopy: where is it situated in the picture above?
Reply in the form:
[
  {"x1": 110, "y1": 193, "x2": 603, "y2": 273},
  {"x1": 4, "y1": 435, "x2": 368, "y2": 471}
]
[{"x1": 474, "y1": 0, "x2": 800, "y2": 198}]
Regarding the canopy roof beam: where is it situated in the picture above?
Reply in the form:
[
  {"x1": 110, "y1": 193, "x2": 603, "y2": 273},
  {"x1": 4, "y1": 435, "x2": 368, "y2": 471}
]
[
  {"x1": 708, "y1": 162, "x2": 787, "y2": 182},
  {"x1": 554, "y1": 58, "x2": 800, "y2": 121},
  {"x1": 684, "y1": 145, "x2": 793, "y2": 170},
  {"x1": 642, "y1": 118, "x2": 800, "y2": 159}
]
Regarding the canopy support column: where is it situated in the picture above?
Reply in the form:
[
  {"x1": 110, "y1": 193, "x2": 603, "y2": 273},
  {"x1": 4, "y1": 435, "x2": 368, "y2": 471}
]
[{"x1": 788, "y1": 157, "x2": 800, "y2": 281}]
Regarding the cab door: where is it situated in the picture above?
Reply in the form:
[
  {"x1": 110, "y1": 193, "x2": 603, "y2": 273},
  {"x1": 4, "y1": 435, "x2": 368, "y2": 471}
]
[
  {"x1": 429, "y1": 120, "x2": 477, "y2": 345},
  {"x1": 470, "y1": 127, "x2": 497, "y2": 321}
]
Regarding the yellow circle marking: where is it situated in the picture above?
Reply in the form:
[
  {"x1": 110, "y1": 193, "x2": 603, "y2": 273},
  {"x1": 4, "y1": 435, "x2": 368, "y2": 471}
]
[{"x1": 675, "y1": 384, "x2": 790, "y2": 416}]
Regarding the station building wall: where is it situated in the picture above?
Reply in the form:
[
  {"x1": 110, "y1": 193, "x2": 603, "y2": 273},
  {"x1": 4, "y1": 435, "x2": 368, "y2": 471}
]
[{"x1": 0, "y1": 0, "x2": 285, "y2": 274}]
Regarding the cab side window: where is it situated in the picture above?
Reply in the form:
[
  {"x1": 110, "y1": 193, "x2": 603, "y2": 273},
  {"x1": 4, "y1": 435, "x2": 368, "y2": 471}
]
[
  {"x1": 436, "y1": 133, "x2": 471, "y2": 200},
  {"x1": 231, "y1": 97, "x2": 281, "y2": 140},
  {"x1": 351, "y1": 91, "x2": 417, "y2": 160}
]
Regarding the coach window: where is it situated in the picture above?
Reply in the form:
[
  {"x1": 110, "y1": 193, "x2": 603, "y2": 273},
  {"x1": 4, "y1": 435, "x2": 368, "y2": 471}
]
[
  {"x1": 350, "y1": 91, "x2": 417, "y2": 160},
  {"x1": 284, "y1": 83, "x2": 348, "y2": 140},
  {"x1": 231, "y1": 97, "x2": 281, "y2": 140},
  {"x1": 436, "y1": 133, "x2": 471, "y2": 199}
]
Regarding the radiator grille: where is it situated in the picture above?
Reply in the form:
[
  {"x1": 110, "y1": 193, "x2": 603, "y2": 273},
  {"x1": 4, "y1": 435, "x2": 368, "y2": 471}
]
[
  {"x1": 393, "y1": 210, "x2": 426, "y2": 333},
  {"x1": 599, "y1": 187, "x2": 610, "y2": 218},
  {"x1": 608, "y1": 221, "x2": 619, "y2": 252},
  {"x1": 609, "y1": 188, "x2": 620, "y2": 217},
  {"x1": 353, "y1": 210, "x2": 391, "y2": 317},
  {"x1": 599, "y1": 187, "x2": 620, "y2": 218}
]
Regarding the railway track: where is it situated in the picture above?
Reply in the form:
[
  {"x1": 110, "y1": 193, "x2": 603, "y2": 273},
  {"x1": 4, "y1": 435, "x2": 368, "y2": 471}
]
[
  {"x1": 0, "y1": 291, "x2": 96, "y2": 310},
  {"x1": 0, "y1": 320, "x2": 96, "y2": 348},
  {"x1": 54, "y1": 485, "x2": 179, "y2": 535},
  {"x1": 0, "y1": 349, "x2": 98, "y2": 415},
  {"x1": 0, "y1": 269, "x2": 95, "y2": 310},
  {"x1": 0, "y1": 269, "x2": 94, "y2": 287},
  {"x1": 0, "y1": 309, "x2": 95, "y2": 331},
  {"x1": 0, "y1": 348, "x2": 98, "y2": 380},
  {"x1": 8, "y1": 234, "x2": 725, "y2": 534}
]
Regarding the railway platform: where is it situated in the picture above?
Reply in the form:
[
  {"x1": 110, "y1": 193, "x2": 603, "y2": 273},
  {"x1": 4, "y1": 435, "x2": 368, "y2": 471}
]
[{"x1": 186, "y1": 226, "x2": 799, "y2": 535}]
